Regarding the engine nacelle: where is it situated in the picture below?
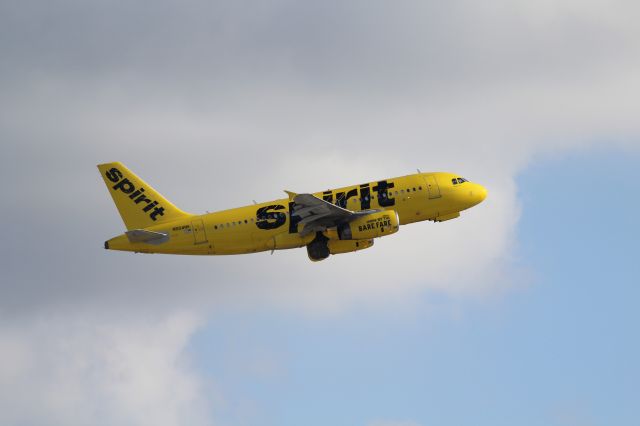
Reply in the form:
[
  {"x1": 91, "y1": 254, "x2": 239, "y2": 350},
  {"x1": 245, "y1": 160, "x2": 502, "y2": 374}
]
[
  {"x1": 337, "y1": 210, "x2": 399, "y2": 240},
  {"x1": 328, "y1": 239, "x2": 374, "y2": 255}
]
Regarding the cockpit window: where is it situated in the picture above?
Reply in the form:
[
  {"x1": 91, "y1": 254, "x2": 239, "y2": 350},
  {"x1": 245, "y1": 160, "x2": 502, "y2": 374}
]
[{"x1": 453, "y1": 177, "x2": 468, "y2": 185}]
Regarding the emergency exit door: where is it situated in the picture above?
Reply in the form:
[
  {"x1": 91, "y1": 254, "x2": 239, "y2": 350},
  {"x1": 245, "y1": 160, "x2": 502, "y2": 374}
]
[
  {"x1": 424, "y1": 175, "x2": 442, "y2": 199},
  {"x1": 191, "y1": 219, "x2": 208, "y2": 244}
]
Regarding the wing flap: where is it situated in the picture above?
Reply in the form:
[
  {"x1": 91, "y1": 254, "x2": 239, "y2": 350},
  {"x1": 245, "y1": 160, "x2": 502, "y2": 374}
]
[{"x1": 289, "y1": 192, "x2": 362, "y2": 236}]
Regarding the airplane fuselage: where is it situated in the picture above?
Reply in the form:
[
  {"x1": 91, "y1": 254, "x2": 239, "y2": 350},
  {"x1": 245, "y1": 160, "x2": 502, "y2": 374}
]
[{"x1": 103, "y1": 170, "x2": 487, "y2": 257}]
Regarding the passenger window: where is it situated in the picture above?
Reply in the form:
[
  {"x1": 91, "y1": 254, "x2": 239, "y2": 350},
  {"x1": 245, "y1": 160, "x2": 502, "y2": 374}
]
[
  {"x1": 418, "y1": 186, "x2": 422, "y2": 190},
  {"x1": 244, "y1": 220, "x2": 248, "y2": 224}
]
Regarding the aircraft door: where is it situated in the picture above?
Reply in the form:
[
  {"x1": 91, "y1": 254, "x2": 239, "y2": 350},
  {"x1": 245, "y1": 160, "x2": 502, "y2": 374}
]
[
  {"x1": 424, "y1": 175, "x2": 442, "y2": 199},
  {"x1": 191, "y1": 219, "x2": 208, "y2": 244}
]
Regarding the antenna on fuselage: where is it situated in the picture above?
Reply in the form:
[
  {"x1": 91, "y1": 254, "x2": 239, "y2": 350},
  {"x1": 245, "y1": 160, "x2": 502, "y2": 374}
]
[{"x1": 417, "y1": 168, "x2": 422, "y2": 173}]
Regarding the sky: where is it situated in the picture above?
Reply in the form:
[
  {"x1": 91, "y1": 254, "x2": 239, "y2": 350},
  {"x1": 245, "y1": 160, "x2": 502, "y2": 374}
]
[{"x1": 1, "y1": 1, "x2": 639, "y2": 425}]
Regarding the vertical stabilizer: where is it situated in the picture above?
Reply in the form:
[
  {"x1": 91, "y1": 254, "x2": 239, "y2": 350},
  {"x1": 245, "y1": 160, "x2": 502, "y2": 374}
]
[{"x1": 97, "y1": 162, "x2": 191, "y2": 230}]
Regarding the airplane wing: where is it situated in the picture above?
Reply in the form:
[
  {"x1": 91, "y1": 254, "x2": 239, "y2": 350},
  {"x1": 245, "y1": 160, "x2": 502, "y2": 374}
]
[{"x1": 286, "y1": 191, "x2": 373, "y2": 236}]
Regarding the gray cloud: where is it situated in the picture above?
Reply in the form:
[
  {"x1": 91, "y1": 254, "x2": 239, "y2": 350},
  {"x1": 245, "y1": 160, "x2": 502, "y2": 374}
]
[{"x1": 1, "y1": 0, "x2": 639, "y2": 424}]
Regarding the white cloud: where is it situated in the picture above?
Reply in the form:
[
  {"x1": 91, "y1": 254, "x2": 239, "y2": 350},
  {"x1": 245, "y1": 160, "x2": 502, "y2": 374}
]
[{"x1": 0, "y1": 312, "x2": 212, "y2": 426}]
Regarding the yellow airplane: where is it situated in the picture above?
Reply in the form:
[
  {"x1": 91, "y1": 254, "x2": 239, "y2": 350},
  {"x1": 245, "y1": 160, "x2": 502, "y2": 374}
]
[{"x1": 99, "y1": 162, "x2": 487, "y2": 261}]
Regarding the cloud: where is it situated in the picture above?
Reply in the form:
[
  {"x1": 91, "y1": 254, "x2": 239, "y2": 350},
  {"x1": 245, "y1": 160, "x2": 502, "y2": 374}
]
[
  {"x1": 0, "y1": 311, "x2": 212, "y2": 426},
  {"x1": 1, "y1": 0, "x2": 639, "y2": 424}
]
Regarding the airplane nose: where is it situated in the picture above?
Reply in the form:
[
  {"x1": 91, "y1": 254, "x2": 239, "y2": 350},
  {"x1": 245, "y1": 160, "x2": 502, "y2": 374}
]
[
  {"x1": 477, "y1": 185, "x2": 487, "y2": 202},
  {"x1": 470, "y1": 184, "x2": 487, "y2": 205}
]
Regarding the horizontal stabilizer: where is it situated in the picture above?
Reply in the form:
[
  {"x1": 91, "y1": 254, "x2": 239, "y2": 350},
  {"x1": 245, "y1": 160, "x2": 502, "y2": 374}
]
[{"x1": 125, "y1": 229, "x2": 169, "y2": 245}]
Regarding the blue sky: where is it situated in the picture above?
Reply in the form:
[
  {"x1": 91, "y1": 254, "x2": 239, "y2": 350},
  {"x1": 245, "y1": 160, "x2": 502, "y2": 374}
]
[{"x1": 191, "y1": 149, "x2": 639, "y2": 426}]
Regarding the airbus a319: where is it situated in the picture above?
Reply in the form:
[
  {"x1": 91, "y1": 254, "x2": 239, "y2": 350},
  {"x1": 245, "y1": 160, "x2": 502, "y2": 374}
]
[{"x1": 99, "y1": 162, "x2": 487, "y2": 261}]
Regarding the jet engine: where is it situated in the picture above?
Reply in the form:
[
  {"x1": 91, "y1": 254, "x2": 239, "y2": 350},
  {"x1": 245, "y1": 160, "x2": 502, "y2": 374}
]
[
  {"x1": 337, "y1": 210, "x2": 399, "y2": 240},
  {"x1": 328, "y1": 239, "x2": 374, "y2": 255},
  {"x1": 306, "y1": 234, "x2": 374, "y2": 261}
]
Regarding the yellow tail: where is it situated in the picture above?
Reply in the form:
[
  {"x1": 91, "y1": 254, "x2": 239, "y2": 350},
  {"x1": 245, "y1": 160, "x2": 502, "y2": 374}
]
[{"x1": 98, "y1": 162, "x2": 191, "y2": 230}]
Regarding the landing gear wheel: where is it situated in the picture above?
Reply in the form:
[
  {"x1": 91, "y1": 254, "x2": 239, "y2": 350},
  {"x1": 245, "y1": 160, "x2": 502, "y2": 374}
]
[{"x1": 306, "y1": 232, "x2": 330, "y2": 262}]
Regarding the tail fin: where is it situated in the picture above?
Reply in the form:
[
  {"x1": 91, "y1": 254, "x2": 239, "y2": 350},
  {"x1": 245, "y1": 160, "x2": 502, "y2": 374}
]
[{"x1": 97, "y1": 162, "x2": 191, "y2": 230}]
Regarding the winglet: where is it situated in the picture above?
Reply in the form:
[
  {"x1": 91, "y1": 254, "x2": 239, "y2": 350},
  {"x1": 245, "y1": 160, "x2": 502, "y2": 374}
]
[{"x1": 284, "y1": 190, "x2": 297, "y2": 201}]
